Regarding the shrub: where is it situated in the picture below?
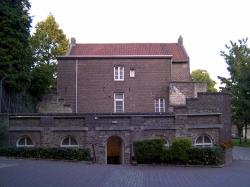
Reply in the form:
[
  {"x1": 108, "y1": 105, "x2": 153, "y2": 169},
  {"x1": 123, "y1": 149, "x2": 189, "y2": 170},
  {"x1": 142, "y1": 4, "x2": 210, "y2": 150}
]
[
  {"x1": 161, "y1": 148, "x2": 173, "y2": 163},
  {"x1": 0, "y1": 147, "x2": 90, "y2": 161},
  {"x1": 171, "y1": 138, "x2": 192, "y2": 164},
  {"x1": 133, "y1": 139, "x2": 165, "y2": 164},
  {"x1": 188, "y1": 147, "x2": 223, "y2": 165}
]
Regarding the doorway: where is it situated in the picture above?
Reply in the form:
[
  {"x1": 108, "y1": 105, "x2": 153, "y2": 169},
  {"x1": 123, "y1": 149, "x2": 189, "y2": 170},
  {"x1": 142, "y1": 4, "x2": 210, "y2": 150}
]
[{"x1": 106, "y1": 136, "x2": 123, "y2": 164}]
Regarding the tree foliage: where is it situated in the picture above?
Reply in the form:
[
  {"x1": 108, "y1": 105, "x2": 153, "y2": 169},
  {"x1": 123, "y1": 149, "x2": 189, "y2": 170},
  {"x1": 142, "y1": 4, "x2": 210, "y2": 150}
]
[
  {"x1": 218, "y1": 38, "x2": 250, "y2": 142},
  {"x1": 0, "y1": 0, "x2": 32, "y2": 91},
  {"x1": 29, "y1": 14, "x2": 69, "y2": 98},
  {"x1": 191, "y1": 69, "x2": 217, "y2": 92}
]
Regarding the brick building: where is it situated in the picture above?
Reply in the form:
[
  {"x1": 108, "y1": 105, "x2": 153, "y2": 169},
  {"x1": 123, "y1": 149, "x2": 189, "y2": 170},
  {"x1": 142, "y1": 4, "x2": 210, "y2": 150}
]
[
  {"x1": 57, "y1": 36, "x2": 193, "y2": 113},
  {"x1": 1, "y1": 36, "x2": 232, "y2": 165}
]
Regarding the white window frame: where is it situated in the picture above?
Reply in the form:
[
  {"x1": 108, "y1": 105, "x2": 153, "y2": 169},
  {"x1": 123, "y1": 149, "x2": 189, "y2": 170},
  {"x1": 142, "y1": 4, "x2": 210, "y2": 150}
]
[
  {"x1": 114, "y1": 93, "x2": 124, "y2": 113},
  {"x1": 154, "y1": 98, "x2": 165, "y2": 112},
  {"x1": 114, "y1": 66, "x2": 124, "y2": 81},
  {"x1": 194, "y1": 135, "x2": 213, "y2": 148},
  {"x1": 16, "y1": 136, "x2": 34, "y2": 148},
  {"x1": 61, "y1": 136, "x2": 79, "y2": 148},
  {"x1": 130, "y1": 69, "x2": 135, "y2": 77}
]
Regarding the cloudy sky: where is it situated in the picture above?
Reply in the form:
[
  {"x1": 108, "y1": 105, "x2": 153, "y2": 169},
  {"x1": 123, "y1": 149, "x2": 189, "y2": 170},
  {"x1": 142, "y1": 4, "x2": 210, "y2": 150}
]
[{"x1": 29, "y1": 0, "x2": 250, "y2": 88}]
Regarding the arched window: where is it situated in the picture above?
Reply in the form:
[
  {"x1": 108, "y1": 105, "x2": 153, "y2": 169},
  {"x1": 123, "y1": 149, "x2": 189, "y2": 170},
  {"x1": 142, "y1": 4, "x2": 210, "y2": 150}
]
[
  {"x1": 61, "y1": 136, "x2": 78, "y2": 148},
  {"x1": 194, "y1": 135, "x2": 213, "y2": 148},
  {"x1": 164, "y1": 139, "x2": 170, "y2": 148},
  {"x1": 16, "y1": 136, "x2": 34, "y2": 147}
]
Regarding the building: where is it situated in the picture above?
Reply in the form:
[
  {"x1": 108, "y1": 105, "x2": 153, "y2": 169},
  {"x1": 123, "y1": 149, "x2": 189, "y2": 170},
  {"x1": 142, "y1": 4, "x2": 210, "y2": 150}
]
[
  {"x1": 1, "y1": 36, "x2": 232, "y2": 165},
  {"x1": 57, "y1": 36, "x2": 194, "y2": 113}
]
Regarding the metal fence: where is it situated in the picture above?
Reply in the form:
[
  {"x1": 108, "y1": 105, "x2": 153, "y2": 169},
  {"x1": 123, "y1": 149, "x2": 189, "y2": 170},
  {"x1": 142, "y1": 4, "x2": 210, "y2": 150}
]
[{"x1": 0, "y1": 86, "x2": 35, "y2": 113}]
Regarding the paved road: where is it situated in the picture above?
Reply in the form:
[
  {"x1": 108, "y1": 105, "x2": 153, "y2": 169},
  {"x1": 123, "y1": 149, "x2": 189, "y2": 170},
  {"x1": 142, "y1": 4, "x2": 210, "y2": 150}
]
[
  {"x1": 233, "y1": 146, "x2": 250, "y2": 160},
  {"x1": 0, "y1": 156, "x2": 250, "y2": 187}
]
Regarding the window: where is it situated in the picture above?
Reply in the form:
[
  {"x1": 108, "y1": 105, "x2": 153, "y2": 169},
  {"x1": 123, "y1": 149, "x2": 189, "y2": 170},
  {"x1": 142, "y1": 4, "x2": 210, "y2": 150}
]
[
  {"x1": 155, "y1": 98, "x2": 165, "y2": 112},
  {"x1": 114, "y1": 93, "x2": 124, "y2": 112},
  {"x1": 114, "y1": 66, "x2": 124, "y2": 81},
  {"x1": 16, "y1": 136, "x2": 34, "y2": 147},
  {"x1": 61, "y1": 136, "x2": 79, "y2": 148},
  {"x1": 130, "y1": 69, "x2": 135, "y2": 77},
  {"x1": 164, "y1": 139, "x2": 170, "y2": 148},
  {"x1": 194, "y1": 135, "x2": 213, "y2": 148}
]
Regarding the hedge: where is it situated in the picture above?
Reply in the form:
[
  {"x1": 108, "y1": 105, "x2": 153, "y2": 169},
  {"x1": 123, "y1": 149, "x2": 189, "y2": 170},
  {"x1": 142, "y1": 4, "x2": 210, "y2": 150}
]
[
  {"x1": 133, "y1": 138, "x2": 224, "y2": 165},
  {"x1": 171, "y1": 138, "x2": 192, "y2": 164},
  {"x1": 188, "y1": 147, "x2": 223, "y2": 165},
  {"x1": 133, "y1": 139, "x2": 165, "y2": 164},
  {"x1": 0, "y1": 147, "x2": 90, "y2": 161}
]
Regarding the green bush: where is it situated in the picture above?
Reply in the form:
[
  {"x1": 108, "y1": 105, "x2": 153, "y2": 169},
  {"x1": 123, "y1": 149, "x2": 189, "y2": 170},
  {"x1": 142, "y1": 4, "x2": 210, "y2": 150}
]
[
  {"x1": 133, "y1": 139, "x2": 165, "y2": 164},
  {"x1": 0, "y1": 147, "x2": 90, "y2": 161},
  {"x1": 188, "y1": 147, "x2": 223, "y2": 165},
  {"x1": 169, "y1": 138, "x2": 192, "y2": 164},
  {"x1": 161, "y1": 148, "x2": 173, "y2": 163},
  {"x1": 133, "y1": 138, "x2": 223, "y2": 165}
]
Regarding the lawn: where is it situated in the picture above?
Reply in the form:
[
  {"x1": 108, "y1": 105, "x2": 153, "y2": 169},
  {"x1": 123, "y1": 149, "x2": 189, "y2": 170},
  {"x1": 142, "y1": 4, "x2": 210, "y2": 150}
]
[{"x1": 233, "y1": 138, "x2": 250, "y2": 147}]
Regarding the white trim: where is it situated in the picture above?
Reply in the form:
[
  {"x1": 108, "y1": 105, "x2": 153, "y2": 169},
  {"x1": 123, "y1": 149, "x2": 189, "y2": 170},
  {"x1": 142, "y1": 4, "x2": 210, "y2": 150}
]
[
  {"x1": 16, "y1": 136, "x2": 34, "y2": 148},
  {"x1": 61, "y1": 136, "x2": 79, "y2": 148},
  {"x1": 114, "y1": 66, "x2": 124, "y2": 81},
  {"x1": 130, "y1": 69, "x2": 135, "y2": 77},
  {"x1": 114, "y1": 93, "x2": 124, "y2": 113},
  {"x1": 154, "y1": 98, "x2": 165, "y2": 112},
  {"x1": 75, "y1": 59, "x2": 78, "y2": 113},
  {"x1": 194, "y1": 135, "x2": 213, "y2": 148}
]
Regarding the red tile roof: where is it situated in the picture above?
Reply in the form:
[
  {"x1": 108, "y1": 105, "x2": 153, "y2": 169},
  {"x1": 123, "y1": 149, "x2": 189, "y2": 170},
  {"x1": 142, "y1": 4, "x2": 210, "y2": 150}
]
[{"x1": 69, "y1": 43, "x2": 189, "y2": 62}]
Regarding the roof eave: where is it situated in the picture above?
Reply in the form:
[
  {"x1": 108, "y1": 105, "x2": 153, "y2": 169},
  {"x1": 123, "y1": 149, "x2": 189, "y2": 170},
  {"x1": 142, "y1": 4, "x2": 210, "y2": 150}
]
[{"x1": 57, "y1": 55, "x2": 173, "y2": 60}]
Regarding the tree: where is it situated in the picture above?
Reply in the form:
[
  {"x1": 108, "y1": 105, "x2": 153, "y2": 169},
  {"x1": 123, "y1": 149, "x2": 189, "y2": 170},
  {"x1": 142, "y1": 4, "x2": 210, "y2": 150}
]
[
  {"x1": 29, "y1": 14, "x2": 69, "y2": 98},
  {"x1": 0, "y1": 0, "x2": 32, "y2": 91},
  {"x1": 191, "y1": 69, "x2": 217, "y2": 92},
  {"x1": 218, "y1": 38, "x2": 250, "y2": 142}
]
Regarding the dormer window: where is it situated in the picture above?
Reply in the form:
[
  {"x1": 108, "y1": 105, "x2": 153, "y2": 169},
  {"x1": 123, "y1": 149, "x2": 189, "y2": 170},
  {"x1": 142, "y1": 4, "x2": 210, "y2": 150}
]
[{"x1": 114, "y1": 66, "x2": 124, "y2": 81}]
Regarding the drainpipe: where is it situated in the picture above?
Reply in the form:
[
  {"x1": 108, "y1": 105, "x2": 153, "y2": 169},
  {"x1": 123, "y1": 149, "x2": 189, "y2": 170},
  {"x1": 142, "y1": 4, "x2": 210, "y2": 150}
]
[
  {"x1": 0, "y1": 75, "x2": 7, "y2": 113},
  {"x1": 75, "y1": 59, "x2": 78, "y2": 113}
]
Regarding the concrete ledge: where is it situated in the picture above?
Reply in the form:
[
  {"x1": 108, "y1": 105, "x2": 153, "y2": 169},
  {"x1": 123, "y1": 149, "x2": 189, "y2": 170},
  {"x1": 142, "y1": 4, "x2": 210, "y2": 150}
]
[
  {"x1": 8, "y1": 127, "x2": 43, "y2": 132},
  {"x1": 51, "y1": 127, "x2": 89, "y2": 132},
  {"x1": 95, "y1": 126, "x2": 133, "y2": 131}
]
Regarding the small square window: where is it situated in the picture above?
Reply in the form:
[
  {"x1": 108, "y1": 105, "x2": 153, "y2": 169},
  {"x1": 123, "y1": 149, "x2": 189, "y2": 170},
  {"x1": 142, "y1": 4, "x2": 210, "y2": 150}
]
[{"x1": 130, "y1": 69, "x2": 135, "y2": 77}]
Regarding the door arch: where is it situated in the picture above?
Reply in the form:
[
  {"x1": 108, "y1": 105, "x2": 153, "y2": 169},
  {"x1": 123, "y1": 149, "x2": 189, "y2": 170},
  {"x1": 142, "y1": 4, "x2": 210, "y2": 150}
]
[{"x1": 106, "y1": 136, "x2": 123, "y2": 164}]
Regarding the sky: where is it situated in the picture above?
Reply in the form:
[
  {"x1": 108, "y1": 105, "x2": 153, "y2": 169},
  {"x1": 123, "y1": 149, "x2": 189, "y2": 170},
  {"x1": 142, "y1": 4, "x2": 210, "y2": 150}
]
[{"x1": 29, "y1": 0, "x2": 250, "y2": 88}]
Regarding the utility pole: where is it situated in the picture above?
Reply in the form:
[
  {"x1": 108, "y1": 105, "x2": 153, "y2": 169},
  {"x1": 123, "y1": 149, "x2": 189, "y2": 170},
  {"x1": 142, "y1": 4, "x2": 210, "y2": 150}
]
[{"x1": 0, "y1": 75, "x2": 7, "y2": 113}]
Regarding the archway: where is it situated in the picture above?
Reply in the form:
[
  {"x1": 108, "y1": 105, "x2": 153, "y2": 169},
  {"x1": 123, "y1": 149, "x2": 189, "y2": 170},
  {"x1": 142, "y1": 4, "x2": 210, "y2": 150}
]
[{"x1": 106, "y1": 136, "x2": 123, "y2": 164}]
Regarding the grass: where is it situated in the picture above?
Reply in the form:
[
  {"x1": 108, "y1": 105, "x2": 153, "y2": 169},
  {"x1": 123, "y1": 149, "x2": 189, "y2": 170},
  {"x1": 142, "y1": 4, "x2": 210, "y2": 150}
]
[{"x1": 233, "y1": 138, "x2": 250, "y2": 147}]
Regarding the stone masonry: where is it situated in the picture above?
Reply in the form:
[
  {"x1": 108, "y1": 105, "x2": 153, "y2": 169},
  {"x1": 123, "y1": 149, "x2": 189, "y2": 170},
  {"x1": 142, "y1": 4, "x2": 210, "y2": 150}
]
[{"x1": 1, "y1": 93, "x2": 231, "y2": 164}]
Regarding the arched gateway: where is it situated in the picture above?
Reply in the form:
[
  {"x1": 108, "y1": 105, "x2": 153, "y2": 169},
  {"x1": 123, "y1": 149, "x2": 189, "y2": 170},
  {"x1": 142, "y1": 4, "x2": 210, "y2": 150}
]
[{"x1": 106, "y1": 136, "x2": 123, "y2": 164}]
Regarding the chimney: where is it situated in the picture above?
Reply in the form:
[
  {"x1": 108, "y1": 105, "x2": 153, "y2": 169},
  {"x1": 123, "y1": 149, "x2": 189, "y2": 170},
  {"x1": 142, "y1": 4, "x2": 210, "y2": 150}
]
[
  {"x1": 178, "y1": 35, "x2": 183, "y2": 45},
  {"x1": 70, "y1": 37, "x2": 76, "y2": 46}
]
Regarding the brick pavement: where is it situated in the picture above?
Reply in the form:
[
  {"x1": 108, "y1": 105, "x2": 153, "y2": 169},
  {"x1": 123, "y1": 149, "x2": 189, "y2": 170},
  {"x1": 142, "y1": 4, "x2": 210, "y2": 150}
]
[{"x1": 0, "y1": 155, "x2": 250, "y2": 187}]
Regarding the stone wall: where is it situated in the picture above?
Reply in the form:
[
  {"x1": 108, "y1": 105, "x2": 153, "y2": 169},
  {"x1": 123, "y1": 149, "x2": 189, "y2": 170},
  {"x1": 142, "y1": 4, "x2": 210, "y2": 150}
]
[
  {"x1": 0, "y1": 93, "x2": 231, "y2": 165},
  {"x1": 169, "y1": 82, "x2": 207, "y2": 106}
]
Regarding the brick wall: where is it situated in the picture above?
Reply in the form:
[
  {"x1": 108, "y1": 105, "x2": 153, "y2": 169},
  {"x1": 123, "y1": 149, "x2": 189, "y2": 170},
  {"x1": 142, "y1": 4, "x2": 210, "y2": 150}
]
[
  {"x1": 171, "y1": 62, "x2": 191, "y2": 81},
  {"x1": 57, "y1": 58, "x2": 172, "y2": 113}
]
